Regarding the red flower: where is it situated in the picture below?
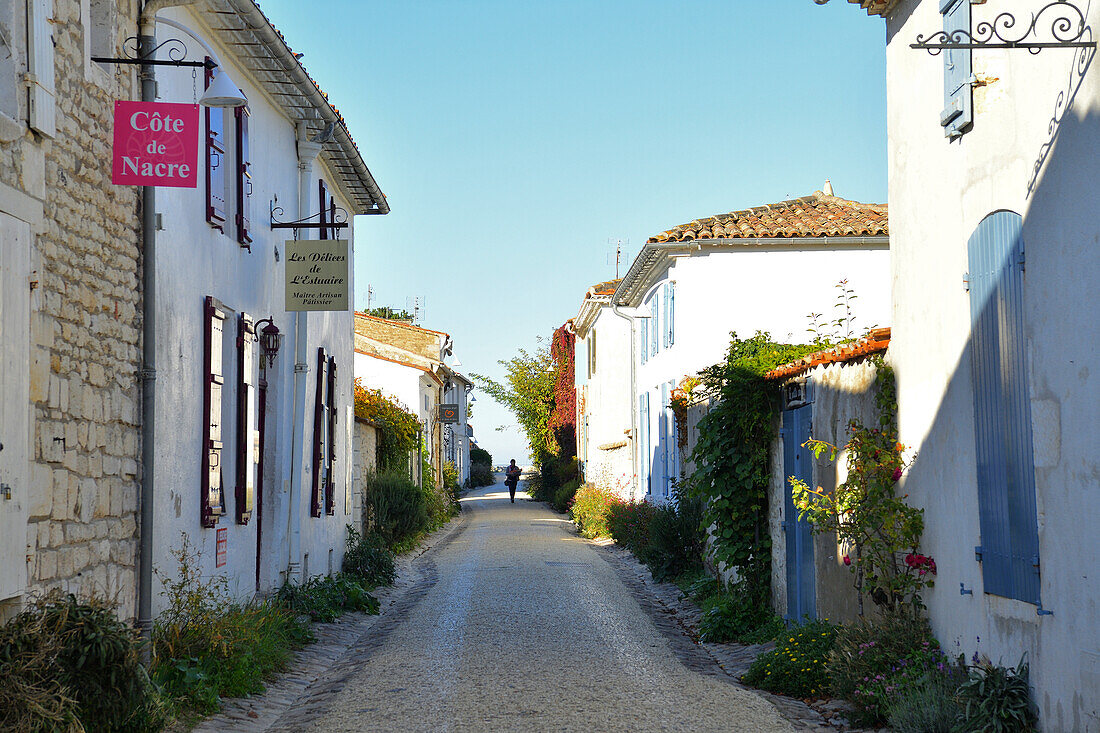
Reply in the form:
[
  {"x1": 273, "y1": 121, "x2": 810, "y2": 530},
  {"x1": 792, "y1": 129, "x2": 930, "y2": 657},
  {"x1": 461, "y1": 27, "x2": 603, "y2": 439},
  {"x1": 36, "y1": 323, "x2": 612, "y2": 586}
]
[
  {"x1": 892, "y1": 467, "x2": 903, "y2": 481},
  {"x1": 843, "y1": 555, "x2": 851, "y2": 566}
]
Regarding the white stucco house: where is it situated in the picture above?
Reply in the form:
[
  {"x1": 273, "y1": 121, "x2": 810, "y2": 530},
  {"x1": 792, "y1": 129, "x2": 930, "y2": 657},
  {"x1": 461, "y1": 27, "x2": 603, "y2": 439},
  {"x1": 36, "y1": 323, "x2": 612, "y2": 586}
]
[
  {"x1": 572, "y1": 279, "x2": 635, "y2": 499},
  {"x1": 612, "y1": 189, "x2": 891, "y2": 503},
  {"x1": 441, "y1": 369, "x2": 473, "y2": 487},
  {"x1": 835, "y1": 0, "x2": 1100, "y2": 727},
  {"x1": 150, "y1": 1, "x2": 387, "y2": 608},
  {"x1": 353, "y1": 313, "x2": 455, "y2": 487}
]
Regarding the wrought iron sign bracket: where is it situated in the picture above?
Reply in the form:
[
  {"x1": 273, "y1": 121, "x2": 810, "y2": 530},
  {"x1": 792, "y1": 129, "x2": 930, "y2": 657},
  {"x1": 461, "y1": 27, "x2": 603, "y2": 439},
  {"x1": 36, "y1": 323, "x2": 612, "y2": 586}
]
[
  {"x1": 91, "y1": 37, "x2": 216, "y2": 69},
  {"x1": 912, "y1": 2, "x2": 1096, "y2": 54},
  {"x1": 269, "y1": 198, "x2": 349, "y2": 231}
]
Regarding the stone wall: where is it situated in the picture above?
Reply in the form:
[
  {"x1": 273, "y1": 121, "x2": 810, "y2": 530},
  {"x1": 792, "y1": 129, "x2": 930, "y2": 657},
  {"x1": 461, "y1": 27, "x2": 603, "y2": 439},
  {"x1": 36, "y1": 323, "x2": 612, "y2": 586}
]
[
  {"x1": 18, "y1": 1, "x2": 142, "y2": 618},
  {"x1": 351, "y1": 419, "x2": 379, "y2": 531},
  {"x1": 354, "y1": 314, "x2": 445, "y2": 362}
]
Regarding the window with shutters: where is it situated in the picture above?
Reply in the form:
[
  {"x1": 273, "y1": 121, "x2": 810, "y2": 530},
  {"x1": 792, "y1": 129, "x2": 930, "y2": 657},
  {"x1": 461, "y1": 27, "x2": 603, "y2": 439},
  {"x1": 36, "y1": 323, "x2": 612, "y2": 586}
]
[
  {"x1": 235, "y1": 313, "x2": 258, "y2": 524},
  {"x1": 319, "y1": 179, "x2": 335, "y2": 240},
  {"x1": 940, "y1": 0, "x2": 972, "y2": 139},
  {"x1": 202, "y1": 297, "x2": 229, "y2": 527},
  {"x1": 311, "y1": 347, "x2": 328, "y2": 517},
  {"x1": 205, "y1": 62, "x2": 227, "y2": 229},
  {"x1": 640, "y1": 318, "x2": 648, "y2": 365},
  {"x1": 588, "y1": 331, "x2": 596, "y2": 377},
  {"x1": 325, "y1": 355, "x2": 337, "y2": 515},
  {"x1": 235, "y1": 105, "x2": 252, "y2": 248},
  {"x1": 967, "y1": 210, "x2": 1040, "y2": 605}
]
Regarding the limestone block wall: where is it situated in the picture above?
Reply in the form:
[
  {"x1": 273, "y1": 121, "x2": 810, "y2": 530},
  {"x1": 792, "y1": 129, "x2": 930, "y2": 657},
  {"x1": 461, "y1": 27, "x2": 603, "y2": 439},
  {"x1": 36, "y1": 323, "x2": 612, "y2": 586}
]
[
  {"x1": 351, "y1": 419, "x2": 379, "y2": 531},
  {"x1": 18, "y1": 2, "x2": 142, "y2": 618}
]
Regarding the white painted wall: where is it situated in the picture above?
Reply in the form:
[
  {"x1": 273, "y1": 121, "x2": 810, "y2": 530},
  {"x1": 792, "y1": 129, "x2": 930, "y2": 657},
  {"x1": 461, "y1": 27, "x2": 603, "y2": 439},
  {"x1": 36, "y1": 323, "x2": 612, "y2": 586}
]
[
  {"x1": 149, "y1": 8, "x2": 359, "y2": 610},
  {"x1": 634, "y1": 245, "x2": 891, "y2": 503},
  {"x1": 577, "y1": 305, "x2": 634, "y2": 498},
  {"x1": 882, "y1": 1, "x2": 1100, "y2": 727}
]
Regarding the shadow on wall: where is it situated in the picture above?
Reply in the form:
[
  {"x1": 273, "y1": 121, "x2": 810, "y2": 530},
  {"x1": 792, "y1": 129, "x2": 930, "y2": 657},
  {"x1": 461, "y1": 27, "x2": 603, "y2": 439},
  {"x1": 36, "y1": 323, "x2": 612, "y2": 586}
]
[{"x1": 897, "y1": 101, "x2": 1100, "y2": 730}]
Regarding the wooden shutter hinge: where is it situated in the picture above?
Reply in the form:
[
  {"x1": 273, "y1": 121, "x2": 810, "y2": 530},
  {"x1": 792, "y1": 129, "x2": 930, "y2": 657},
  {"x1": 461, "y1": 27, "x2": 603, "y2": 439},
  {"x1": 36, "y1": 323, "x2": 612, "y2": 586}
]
[
  {"x1": 963, "y1": 274, "x2": 969, "y2": 292},
  {"x1": 974, "y1": 545, "x2": 983, "y2": 561}
]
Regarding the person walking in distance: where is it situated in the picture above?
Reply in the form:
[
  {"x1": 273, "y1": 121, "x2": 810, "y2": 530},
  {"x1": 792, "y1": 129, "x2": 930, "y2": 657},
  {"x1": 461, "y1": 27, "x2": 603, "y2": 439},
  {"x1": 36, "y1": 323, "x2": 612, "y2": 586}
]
[{"x1": 505, "y1": 460, "x2": 521, "y2": 503}]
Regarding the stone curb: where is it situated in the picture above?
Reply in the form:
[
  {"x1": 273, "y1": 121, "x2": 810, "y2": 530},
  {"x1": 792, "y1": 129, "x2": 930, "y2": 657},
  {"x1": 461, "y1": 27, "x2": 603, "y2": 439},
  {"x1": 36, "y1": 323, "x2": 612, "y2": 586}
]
[{"x1": 188, "y1": 510, "x2": 472, "y2": 733}]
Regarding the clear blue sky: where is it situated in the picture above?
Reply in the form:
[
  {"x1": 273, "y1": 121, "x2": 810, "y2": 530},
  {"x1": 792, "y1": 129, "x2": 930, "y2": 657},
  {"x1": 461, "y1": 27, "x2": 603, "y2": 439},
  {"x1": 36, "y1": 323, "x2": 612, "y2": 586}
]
[{"x1": 258, "y1": 0, "x2": 888, "y2": 464}]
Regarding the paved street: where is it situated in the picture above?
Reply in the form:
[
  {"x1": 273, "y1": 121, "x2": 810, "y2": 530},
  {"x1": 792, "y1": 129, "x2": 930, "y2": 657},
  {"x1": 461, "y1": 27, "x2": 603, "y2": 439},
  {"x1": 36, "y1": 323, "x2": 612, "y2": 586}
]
[{"x1": 244, "y1": 477, "x2": 793, "y2": 733}]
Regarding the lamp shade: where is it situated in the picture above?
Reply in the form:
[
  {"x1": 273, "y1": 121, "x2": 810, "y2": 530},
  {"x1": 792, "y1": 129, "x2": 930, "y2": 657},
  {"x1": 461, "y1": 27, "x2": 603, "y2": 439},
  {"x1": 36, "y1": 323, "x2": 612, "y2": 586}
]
[{"x1": 199, "y1": 68, "x2": 247, "y2": 108}]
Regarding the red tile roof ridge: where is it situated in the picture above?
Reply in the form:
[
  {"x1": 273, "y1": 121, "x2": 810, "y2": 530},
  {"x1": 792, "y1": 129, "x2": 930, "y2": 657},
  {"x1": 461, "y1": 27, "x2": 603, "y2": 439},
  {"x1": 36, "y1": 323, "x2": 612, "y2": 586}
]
[
  {"x1": 765, "y1": 328, "x2": 891, "y2": 381},
  {"x1": 648, "y1": 190, "x2": 888, "y2": 244}
]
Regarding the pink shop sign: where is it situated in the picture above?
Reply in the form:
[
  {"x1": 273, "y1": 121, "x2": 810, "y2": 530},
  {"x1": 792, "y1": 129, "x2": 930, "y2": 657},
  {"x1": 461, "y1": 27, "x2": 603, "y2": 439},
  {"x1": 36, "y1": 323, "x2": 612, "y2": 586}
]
[{"x1": 111, "y1": 101, "x2": 199, "y2": 187}]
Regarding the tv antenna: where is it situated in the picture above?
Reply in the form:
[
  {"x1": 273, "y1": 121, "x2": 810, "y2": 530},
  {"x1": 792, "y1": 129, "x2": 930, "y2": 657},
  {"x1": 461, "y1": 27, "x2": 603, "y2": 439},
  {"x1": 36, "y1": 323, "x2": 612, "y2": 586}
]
[
  {"x1": 366, "y1": 284, "x2": 374, "y2": 310},
  {"x1": 606, "y1": 238, "x2": 628, "y2": 279},
  {"x1": 405, "y1": 296, "x2": 426, "y2": 325}
]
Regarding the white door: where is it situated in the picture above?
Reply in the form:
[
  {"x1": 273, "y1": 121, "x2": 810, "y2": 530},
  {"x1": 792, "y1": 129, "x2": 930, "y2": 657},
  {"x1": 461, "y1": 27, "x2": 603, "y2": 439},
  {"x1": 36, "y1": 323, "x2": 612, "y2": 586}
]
[{"x1": 0, "y1": 213, "x2": 31, "y2": 601}]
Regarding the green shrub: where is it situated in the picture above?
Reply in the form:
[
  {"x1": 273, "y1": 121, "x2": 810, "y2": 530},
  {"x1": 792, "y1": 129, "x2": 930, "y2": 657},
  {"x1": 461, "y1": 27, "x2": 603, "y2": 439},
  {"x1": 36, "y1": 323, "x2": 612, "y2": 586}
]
[
  {"x1": 442, "y1": 460, "x2": 461, "y2": 500},
  {"x1": 470, "y1": 447, "x2": 494, "y2": 487},
  {"x1": 886, "y1": 668, "x2": 965, "y2": 733},
  {"x1": 363, "y1": 468, "x2": 430, "y2": 546},
  {"x1": 153, "y1": 537, "x2": 313, "y2": 715},
  {"x1": 0, "y1": 591, "x2": 166, "y2": 733},
  {"x1": 608, "y1": 499, "x2": 656, "y2": 556},
  {"x1": 743, "y1": 619, "x2": 837, "y2": 697},
  {"x1": 276, "y1": 574, "x2": 380, "y2": 623},
  {"x1": 634, "y1": 495, "x2": 705, "y2": 582},
  {"x1": 849, "y1": 639, "x2": 954, "y2": 726},
  {"x1": 698, "y1": 583, "x2": 785, "y2": 644},
  {"x1": 569, "y1": 482, "x2": 615, "y2": 536},
  {"x1": 342, "y1": 525, "x2": 396, "y2": 587},
  {"x1": 553, "y1": 478, "x2": 580, "y2": 513},
  {"x1": 955, "y1": 655, "x2": 1037, "y2": 733}
]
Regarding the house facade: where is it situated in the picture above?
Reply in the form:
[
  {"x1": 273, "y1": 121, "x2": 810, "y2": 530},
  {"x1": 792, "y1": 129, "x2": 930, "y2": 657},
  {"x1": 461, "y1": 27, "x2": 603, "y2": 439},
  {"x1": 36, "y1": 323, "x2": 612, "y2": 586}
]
[
  {"x1": 2, "y1": 0, "x2": 144, "y2": 620},
  {"x1": 147, "y1": 1, "x2": 387, "y2": 608},
  {"x1": 839, "y1": 0, "x2": 1100, "y2": 726},
  {"x1": 353, "y1": 313, "x2": 454, "y2": 488},
  {"x1": 612, "y1": 190, "x2": 891, "y2": 503},
  {"x1": 572, "y1": 279, "x2": 634, "y2": 499}
]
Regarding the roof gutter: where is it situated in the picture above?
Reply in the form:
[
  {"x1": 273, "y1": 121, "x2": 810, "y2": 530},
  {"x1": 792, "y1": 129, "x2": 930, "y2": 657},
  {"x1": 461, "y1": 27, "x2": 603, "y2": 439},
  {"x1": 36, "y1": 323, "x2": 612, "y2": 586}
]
[{"x1": 220, "y1": 0, "x2": 389, "y2": 215}]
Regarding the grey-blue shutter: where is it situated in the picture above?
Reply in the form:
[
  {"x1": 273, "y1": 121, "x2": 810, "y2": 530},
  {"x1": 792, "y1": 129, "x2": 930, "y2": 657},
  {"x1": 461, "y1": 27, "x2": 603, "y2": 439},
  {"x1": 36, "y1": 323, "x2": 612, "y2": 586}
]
[
  {"x1": 640, "y1": 318, "x2": 648, "y2": 364},
  {"x1": 650, "y1": 298, "x2": 659, "y2": 355},
  {"x1": 668, "y1": 282, "x2": 675, "y2": 346},
  {"x1": 968, "y1": 210, "x2": 1040, "y2": 605},
  {"x1": 662, "y1": 285, "x2": 669, "y2": 349},
  {"x1": 659, "y1": 383, "x2": 669, "y2": 496},
  {"x1": 940, "y1": 0, "x2": 972, "y2": 138}
]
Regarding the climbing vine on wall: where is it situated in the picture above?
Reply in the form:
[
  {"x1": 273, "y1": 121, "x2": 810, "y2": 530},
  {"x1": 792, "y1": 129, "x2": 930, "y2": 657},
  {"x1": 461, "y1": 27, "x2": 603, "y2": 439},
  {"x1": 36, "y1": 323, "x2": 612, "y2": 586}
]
[
  {"x1": 548, "y1": 324, "x2": 576, "y2": 459},
  {"x1": 686, "y1": 333, "x2": 818, "y2": 603},
  {"x1": 353, "y1": 378, "x2": 420, "y2": 471}
]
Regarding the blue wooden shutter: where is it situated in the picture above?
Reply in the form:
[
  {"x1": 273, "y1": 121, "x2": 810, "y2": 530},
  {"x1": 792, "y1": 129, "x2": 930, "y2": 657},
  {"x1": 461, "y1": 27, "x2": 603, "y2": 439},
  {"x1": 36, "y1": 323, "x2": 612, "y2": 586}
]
[
  {"x1": 640, "y1": 318, "x2": 648, "y2": 364},
  {"x1": 968, "y1": 211, "x2": 1040, "y2": 605},
  {"x1": 668, "y1": 282, "x2": 675, "y2": 346},
  {"x1": 650, "y1": 298, "x2": 659, "y2": 356},
  {"x1": 940, "y1": 0, "x2": 972, "y2": 138},
  {"x1": 661, "y1": 285, "x2": 669, "y2": 349}
]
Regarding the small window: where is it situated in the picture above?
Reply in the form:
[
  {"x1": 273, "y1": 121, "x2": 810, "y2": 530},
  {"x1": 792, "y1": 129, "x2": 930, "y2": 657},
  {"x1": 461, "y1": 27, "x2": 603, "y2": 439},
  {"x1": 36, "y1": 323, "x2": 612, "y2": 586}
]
[
  {"x1": 311, "y1": 348, "x2": 329, "y2": 517},
  {"x1": 202, "y1": 297, "x2": 230, "y2": 527},
  {"x1": 205, "y1": 62, "x2": 227, "y2": 229},
  {"x1": 235, "y1": 105, "x2": 252, "y2": 248}
]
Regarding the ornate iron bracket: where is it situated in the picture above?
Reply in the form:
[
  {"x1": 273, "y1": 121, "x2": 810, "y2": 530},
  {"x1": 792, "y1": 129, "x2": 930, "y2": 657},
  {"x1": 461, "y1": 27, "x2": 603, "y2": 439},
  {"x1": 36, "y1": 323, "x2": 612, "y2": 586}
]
[
  {"x1": 269, "y1": 198, "x2": 348, "y2": 230},
  {"x1": 912, "y1": 1, "x2": 1095, "y2": 54},
  {"x1": 91, "y1": 36, "x2": 215, "y2": 68}
]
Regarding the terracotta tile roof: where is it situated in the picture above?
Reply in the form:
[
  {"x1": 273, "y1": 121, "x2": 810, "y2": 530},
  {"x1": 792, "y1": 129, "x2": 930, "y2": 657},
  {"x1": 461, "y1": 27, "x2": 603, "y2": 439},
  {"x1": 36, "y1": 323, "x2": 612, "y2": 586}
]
[
  {"x1": 592, "y1": 279, "x2": 621, "y2": 296},
  {"x1": 765, "y1": 328, "x2": 891, "y2": 381},
  {"x1": 647, "y1": 191, "x2": 887, "y2": 243},
  {"x1": 354, "y1": 312, "x2": 450, "y2": 338},
  {"x1": 842, "y1": 0, "x2": 897, "y2": 17}
]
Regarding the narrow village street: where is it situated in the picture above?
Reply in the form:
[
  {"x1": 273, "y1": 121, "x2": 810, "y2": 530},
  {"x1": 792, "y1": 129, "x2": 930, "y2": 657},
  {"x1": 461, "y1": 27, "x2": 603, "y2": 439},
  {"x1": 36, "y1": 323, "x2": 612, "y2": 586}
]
[{"x1": 197, "y1": 475, "x2": 796, "y2": 733}]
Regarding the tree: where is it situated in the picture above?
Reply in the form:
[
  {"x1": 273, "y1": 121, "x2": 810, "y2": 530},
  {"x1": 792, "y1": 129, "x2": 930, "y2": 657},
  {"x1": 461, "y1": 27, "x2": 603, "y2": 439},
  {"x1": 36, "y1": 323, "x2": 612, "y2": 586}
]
[
  {"x1": 363, "y1": 306, "x2": 414, "y2": 322},
  {"x1": 471, "y1": 339, "x2": 555, "y2": 463}
]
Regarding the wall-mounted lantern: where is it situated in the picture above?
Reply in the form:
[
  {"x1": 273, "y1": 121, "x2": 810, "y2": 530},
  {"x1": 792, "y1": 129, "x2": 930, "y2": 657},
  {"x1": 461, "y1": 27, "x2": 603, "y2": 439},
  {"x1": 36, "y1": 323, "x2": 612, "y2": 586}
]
[{"x1": 254, "y1": 317, "x2": 281, "y2": 368}]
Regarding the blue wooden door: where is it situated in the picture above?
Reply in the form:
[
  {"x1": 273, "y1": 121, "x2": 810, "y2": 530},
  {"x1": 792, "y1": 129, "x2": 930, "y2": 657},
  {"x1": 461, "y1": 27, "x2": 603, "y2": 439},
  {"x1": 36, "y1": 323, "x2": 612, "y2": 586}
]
[{"x1": 783, "y1": 405, "x2": 816, "y2": 622}]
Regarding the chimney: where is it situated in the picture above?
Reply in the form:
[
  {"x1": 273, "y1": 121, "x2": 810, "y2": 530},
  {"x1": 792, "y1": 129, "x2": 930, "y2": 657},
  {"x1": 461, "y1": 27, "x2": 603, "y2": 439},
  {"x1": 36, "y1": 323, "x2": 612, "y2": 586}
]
[{"x1": 823, "y1": 179, "x2": 834, "y2": 196}]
